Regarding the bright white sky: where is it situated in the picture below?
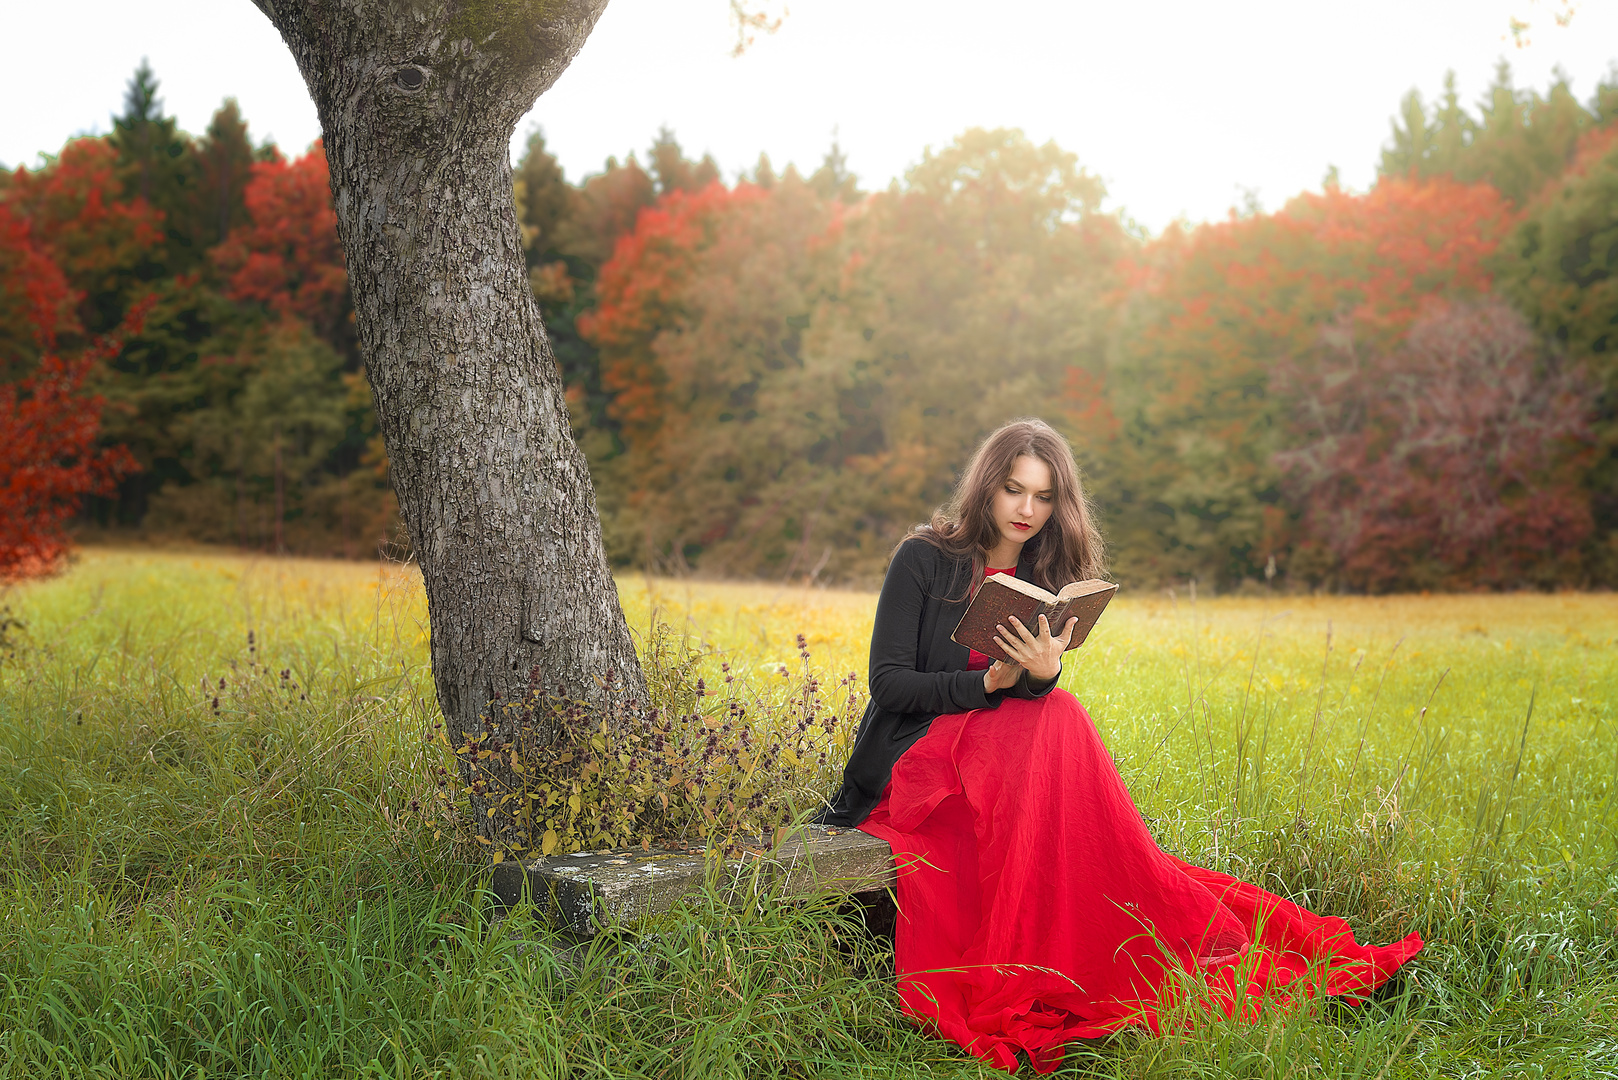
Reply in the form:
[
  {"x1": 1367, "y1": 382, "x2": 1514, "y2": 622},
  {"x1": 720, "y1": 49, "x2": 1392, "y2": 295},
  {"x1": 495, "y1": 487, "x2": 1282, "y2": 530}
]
[{"x1": 4, "y1": 1, "x2": 1615, "y2": 233}]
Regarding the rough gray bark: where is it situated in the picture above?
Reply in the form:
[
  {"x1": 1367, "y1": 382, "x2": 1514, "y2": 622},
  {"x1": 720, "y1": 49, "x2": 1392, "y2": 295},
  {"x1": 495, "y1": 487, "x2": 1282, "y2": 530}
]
[{"x1": 247, "y1": 0, "x2": 646, "y2": 835}]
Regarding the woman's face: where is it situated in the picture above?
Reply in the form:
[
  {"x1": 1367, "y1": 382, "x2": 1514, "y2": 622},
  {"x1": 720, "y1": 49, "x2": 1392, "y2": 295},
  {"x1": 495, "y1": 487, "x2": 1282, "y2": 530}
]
[{"x1": 990, "y1": 454, "x2": 1055, "y2": 560}]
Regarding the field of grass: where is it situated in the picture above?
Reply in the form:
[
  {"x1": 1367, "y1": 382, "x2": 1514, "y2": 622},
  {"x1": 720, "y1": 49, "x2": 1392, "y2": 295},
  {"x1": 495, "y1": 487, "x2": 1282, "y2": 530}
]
[{"x1": 1, "y1": 548, "x2": 1615, "y2": 1078}]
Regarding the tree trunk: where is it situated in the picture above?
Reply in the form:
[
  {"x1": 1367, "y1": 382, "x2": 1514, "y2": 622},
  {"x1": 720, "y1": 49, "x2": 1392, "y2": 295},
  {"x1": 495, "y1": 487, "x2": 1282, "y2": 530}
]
[{"x1": 247, "y1": 0, "x2": 646, "y2": 837}]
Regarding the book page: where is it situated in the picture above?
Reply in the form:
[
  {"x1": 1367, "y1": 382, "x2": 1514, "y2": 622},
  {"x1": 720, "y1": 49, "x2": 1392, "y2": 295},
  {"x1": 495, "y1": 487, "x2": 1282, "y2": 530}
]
[
  {"x1": 1054, "y1": 579, "x2": 1117, "y2": 602},
  {"x1": 980, "y1": 574, "x2": 1059, "y2": 604}
]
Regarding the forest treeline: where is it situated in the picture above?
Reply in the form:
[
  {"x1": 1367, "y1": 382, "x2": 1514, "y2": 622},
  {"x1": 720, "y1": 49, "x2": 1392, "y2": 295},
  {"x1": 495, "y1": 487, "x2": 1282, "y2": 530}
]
[{"x1": 3, "y1": 60, "x2": 1616, "y2": 591}]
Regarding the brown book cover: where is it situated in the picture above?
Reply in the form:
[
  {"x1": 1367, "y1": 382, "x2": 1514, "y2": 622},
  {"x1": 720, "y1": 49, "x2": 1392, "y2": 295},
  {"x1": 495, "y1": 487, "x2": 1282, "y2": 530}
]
[{"x1": 950, "y1": 575, "x2": 1118, "y2": 663}]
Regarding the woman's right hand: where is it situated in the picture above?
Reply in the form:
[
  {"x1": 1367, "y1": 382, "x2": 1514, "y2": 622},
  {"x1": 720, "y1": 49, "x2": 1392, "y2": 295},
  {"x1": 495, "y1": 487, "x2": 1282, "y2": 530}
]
[{"x1": 984, "y1": 659, "x2": 1022, "y2": 694}]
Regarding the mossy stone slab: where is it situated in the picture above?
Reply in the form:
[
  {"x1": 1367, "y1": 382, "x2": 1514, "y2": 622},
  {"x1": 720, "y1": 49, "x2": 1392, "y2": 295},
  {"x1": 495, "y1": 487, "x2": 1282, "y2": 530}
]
[{"x1": 488, "y1": 825, "x2": 896, "y2": 936}]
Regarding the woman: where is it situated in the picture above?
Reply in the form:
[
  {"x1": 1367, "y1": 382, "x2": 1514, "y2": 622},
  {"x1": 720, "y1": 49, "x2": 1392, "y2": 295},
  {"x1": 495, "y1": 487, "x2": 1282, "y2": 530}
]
[{"x1": 820, "y1": 418, "x2": 1421, "y2": 1074}]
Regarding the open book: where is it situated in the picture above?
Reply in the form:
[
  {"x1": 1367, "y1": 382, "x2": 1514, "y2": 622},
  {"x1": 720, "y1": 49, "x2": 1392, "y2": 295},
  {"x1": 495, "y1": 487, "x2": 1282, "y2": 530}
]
[{"x1": 951, "y1": 575, "x2": 1119, "y2": 664}]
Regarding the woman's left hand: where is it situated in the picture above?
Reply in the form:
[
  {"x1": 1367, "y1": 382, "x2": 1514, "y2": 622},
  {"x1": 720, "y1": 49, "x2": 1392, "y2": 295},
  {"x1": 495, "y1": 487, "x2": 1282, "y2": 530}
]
[{"x1": 994, "y1": 614, "x2": 1078, "y2": 683}]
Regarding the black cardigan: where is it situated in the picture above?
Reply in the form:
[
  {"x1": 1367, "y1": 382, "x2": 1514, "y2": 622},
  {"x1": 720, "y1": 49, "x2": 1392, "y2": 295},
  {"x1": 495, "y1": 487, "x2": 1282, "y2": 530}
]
[{"x1": 818, "y1": 537, "x2": 1058, "y2": 826}]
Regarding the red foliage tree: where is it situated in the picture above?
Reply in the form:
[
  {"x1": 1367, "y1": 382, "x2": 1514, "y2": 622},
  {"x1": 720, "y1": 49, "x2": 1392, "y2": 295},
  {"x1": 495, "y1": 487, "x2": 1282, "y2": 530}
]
[
  {"x1": 0, "y1": 201, "x2": 142, "y2": 580},
  {"x1": 1098, "y1": 177, "x2": 1519, "y2": 585},
  {"x1": 212, "y1": 144, "x2": 349, "y2": 346},
  {"x1": 2, "y1": 137, "x2": 163, "y2": 338},
  {"x1": 0, "y1": 202, "x2": 78, "y2": 383},
  {"x1": 1274, "y1": 298, "x2": 1595, "y2": 590},
  {"x1": 582, "y1": 180, "x2": 772, "y2": 448}
]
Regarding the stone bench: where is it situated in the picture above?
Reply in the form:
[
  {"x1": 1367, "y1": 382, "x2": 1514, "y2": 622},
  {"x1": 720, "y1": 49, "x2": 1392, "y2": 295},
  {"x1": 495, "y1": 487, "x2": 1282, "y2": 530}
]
[{"x1": 488, "y1": 824, "x2": 897, "y2": 937}]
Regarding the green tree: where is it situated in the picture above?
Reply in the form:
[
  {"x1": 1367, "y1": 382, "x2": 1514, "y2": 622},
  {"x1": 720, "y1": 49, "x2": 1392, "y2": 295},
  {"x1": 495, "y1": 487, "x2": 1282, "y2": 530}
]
[
  {"x1": 145, "y1": 322, "x2": 351, "y2": 552},
  {"x1": 1381, "y1": 72, "x2": 1473, "y2": 179},
  {"x1": 1381, "y1": 63, "x2": 1604, "y2": 204},
  {"x1": 648, "y1": 127, "x2": 720, "y2": 196},
  {"x1": 808, "y1": 137, "x2": 861, "y2": 205},
  {"x1": 1499, "y1": 125, "x2": 1618, "y2": 577},
  {"x1": 88, "y1": 278, "x2": 261, "y2": 525},
  {"x1": 830, "y1": 127, "x2": 1120, "y2": 570},
  {"x1": 109, "y1": 60, "x2": 204, "y2": 276},
  {"x1": 194, "y1": 100, "x2": 258, "y2": 249}
]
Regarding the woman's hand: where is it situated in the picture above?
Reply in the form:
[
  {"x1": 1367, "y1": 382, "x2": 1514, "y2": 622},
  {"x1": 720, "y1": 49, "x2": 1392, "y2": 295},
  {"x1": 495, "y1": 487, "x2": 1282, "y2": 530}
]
[
  {"x1": 983, "y1": 659, "x2": 1022, "y2": 694},
  {"x1": 994, "y1": 614, "x2": 1078, "y2": 683}
]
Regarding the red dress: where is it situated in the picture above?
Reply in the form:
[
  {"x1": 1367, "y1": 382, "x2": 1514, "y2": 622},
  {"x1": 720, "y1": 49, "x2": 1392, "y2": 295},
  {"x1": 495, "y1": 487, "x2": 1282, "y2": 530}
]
[{"x1": 855, "y1": 569, "x2": 1422, "y2": 1072}]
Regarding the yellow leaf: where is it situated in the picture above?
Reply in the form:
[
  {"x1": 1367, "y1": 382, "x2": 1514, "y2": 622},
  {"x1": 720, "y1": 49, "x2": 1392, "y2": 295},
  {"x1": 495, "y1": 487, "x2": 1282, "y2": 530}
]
[
  {"x1": 542, "y1": 830, "x2": 559, "y2": 856},
  {"x1": 568, "y1": 794, "x2": 582, "y2": 816},
  {"x1": 487, "y1": 807, "x2": 497, "y2": 818},
  {"x1": 492, "y1": 850, "x2": 505, "y2": 864}
]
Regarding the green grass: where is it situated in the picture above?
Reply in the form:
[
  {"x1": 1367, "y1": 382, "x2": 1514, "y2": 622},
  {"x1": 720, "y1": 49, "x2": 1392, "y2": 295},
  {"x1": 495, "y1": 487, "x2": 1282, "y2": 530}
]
[{"x1": 1, "y1": 549, "x2": 1616, "y2": 1077}]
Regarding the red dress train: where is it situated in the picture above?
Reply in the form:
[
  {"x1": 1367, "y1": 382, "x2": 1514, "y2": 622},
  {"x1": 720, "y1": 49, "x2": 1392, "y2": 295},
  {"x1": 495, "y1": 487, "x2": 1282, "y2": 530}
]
[{"x1": 856, "y1": 690, "x2": 1423, "y2": 1074}]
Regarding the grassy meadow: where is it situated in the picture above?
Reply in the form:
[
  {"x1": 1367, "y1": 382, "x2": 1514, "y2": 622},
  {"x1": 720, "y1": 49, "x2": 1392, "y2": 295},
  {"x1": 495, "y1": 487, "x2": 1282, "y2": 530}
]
[{"x1": 1, "y1": 548, "x2": 1615, "y2": 1078}]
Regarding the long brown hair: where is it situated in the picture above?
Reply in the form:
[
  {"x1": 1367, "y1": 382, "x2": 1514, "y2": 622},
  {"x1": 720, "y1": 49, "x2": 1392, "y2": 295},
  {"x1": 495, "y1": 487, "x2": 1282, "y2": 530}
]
[{"x1": 907, "y1": 418, "x2": 1105, "y2": 596}]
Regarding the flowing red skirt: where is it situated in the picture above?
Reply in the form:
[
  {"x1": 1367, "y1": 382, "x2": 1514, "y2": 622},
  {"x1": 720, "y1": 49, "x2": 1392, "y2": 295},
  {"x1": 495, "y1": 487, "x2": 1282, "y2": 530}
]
[{"x1": 856, "y1": 690, "x2": 1423, "y2": 1074}]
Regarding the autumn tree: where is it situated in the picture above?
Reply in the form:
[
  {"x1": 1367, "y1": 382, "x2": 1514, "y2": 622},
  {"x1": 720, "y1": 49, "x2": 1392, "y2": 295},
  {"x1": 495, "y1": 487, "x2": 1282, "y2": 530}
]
[
  {"x1": 1097, "y1": 177, "x2": 1516, "y2": 587},
  {"x1": 1274, "y1": 299, "x2": 1595, "y2": 590},
  {"x1": 0, "y1": 203, "x2": 139, "y2": 578},
  {"x1": 584, "y1": 128, "x2": 1123, "y2": 582},
  {"x1": 583, "y1": 176, "x2": 848, "y2": 574},
  {"x1": 512, "y1": 128, "x2": 718, "y2": 450},
  {"x1": 0, "y1": 195, "x2": 80, "y2": 385},
  {"x1": 213, "y1": 144, "x2": 353, "y2": 355},
  {"x1": 246, "y1": 0, "x2": 644, "y2": 840},
  {"x1": 4, "y1": 138, "x2": 164, "y2": 338}
]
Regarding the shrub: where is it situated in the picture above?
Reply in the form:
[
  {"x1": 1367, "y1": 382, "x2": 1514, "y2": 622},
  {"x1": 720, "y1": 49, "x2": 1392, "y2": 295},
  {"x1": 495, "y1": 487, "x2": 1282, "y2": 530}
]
[{"x1": 431, "y1": 622, "x2": 864, "y2": 860}]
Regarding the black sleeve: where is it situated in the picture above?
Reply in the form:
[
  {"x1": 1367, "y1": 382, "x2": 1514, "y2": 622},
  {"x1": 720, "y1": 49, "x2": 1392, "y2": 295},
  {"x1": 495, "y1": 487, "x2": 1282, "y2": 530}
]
[
  {"x1": 868, "y1": 541, "x2": 996, "y2": 716},
  {"x1": 1009, "y1": 667, "x2": 1059, "y2": 699}
]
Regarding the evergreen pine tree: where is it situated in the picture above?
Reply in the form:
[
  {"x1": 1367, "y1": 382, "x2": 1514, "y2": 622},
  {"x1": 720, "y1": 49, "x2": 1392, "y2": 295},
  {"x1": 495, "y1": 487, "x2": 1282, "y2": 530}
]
[
  {"x1": 1382, "y1": 64, "x2": 1596, "y2": 203},
  {"x1": 110, "y1": 60, "x2": 165, "y2": 205},
  {"x1": 752, "y1": 152, "x2": 777, "y2": 189},
  {"x1": 648, "y1": 127, "x2": 719, "y2": 195},
  {"x1": 1429, "y1": 72, "x2": 1474, "y2": 172},
  {"x1": 514, "y1": 130, "x2": 576, "y2": 268},
  {"x1": 109, "y1": 59, "x2": 203, "y2": 273},
  {"x1": 809, "y1": 135, "x2": 861, "y2": 203},
  {"x1": 1380, "y1": 89, "x2": 1433, "y2": 176},
  {"x1": 195, "y1": 100, "x2": 256, "y2": 249},
  {"x1": 560, "y1": 154, "x2": 656, "y2": 266},
  {"x1": 1592, "y1": 66, "x2": 1618, "y2": 124}
]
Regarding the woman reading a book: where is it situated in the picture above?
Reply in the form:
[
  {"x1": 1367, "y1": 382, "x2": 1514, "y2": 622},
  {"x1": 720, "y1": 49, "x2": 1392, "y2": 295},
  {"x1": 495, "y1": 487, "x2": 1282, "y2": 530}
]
[{"x1": 819, "y1": 417, "x2": 1421, "y2": 1074}]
